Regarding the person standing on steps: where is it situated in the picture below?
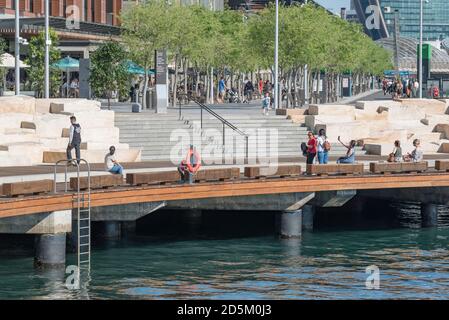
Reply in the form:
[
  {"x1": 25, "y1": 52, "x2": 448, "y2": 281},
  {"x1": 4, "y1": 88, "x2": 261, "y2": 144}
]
[
  {"x1": 317, "y1": 129, "x2": 330, "y2": 164},
  {"x1": 67, "y1": 116, "x2": 81, "y2": 165},
  {"x1": 306, "y1": 131, "x2": 317, "y2": 165}
]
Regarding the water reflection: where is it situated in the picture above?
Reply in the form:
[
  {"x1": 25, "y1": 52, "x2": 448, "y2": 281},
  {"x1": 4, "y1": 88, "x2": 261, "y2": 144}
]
[{"x1": 0, "y1": 204, "x2": 448, "y2": 299}]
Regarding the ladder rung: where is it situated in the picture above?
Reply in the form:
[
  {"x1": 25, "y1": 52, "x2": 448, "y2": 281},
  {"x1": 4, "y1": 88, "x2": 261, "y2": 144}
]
[
  {"x1": 79, "y1": 226, "x2": 90, "y2": 230},
  {"x1": 79, "y1": 235, "x2": 90, "y2": 238},
  {"x1": 79, "y1": 244, "x2": 90, "y2": 247},
  {"x1": 79, "y1": 218, "x2": 90, "y2": 221},
  {"x1": 79, "y1": 252, "x2": 90, "y2": 256}
]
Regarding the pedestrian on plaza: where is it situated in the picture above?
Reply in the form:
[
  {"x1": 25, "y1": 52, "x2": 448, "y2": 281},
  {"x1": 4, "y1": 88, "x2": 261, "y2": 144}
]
[
  {"x1": 258, "y1": 78, "x2": 263, "y2": 98},
  {"x1": 336, "y1": 136, "x2": 356, "y2": 164},
  {"x1": 306, "y1": 131, "x2": 317, "y2": 165},
  {"x1": 388, "y1": 140, "x2": 402, "y2": 162},
  {"x1": 218, "y1": 76, "x2": 226, "y2": 103},
  {"x1": 243, "y1": 79, "x2": 254, "y2": 103},
  {"x1": 433, "y1": 85, "x2": 440, "y2": 99},
  {"x1": 105, "y1": 146, "x2": 124, "y2": 175},
  {"x1": 396, "y1": 80, "x2": 403, "y2": 99},
  {"x1": 262, "y1": 92, "x2": 270, "y2": 116},
  {"x1": 406, "y1": 82, "x2": 412, "y2": 98},
  {"x1": 67, "y1": 116, "x2": 81, "y2": 165},
  {"x1": 413, "y1": 79, "x2": 420, "y2": 98},
  {"x1": 403, "y1": 139, "x2": 423, "y2": 163},
  {"x1": 317, "y1": 129, "x2": 330, "y2": 164}
]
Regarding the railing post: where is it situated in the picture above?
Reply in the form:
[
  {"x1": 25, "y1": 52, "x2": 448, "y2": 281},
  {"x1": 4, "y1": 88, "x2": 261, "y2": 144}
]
[
  {"x1": 178, "y1": 93, "x2": 182, "y2": 120},
  {"x1": 222, "y1": 123, "x2": 225, "y2": 147},
  {"x1": 245, "y1": 135, "x2": 249, "y2": 164}
]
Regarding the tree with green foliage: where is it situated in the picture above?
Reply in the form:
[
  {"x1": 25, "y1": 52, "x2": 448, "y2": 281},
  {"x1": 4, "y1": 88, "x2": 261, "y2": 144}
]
[
  {"x1": 120, "y1": 1, "x2": 392, "y2": 105},
  {"x1": 0, "y1": 37, "x2": 7, "y2": 94},
  {"x1": 25, "y1": 29, "x2": 61, "y2": 98},
  {"x1": 89, "y1": 40, "x2": 129, "y2": 109}
]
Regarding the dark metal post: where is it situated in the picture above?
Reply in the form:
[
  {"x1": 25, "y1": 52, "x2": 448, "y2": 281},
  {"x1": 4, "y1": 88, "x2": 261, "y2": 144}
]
[
  {"x1": 222, "y1": 123, "x2": 225, "y2": 147},
  {"x1": 178, "y1": 93, "x2": 182, "y2": 120},
  {"x1": 245, "y1": 135, "x2": 249, "y2": 164},
  {"x1": 201, "y1": 107, "x2": 203, "y2": 129}
]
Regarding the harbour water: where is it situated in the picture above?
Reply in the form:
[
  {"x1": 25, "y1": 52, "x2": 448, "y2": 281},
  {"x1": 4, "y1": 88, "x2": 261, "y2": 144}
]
[{"x1": 0, "y1": 203, "x2": 449, "y2": 300}]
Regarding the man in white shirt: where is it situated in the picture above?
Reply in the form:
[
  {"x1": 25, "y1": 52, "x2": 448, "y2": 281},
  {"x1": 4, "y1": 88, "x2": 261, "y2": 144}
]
[{"x1": 105, "y1": 146, "x2": 124, "y2": 175}]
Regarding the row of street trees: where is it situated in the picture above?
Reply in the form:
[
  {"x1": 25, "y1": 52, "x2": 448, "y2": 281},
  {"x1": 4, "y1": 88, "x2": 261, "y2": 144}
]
[
  {"x1": 118, "y1": 1, "x2": 391, "y2": 106},
  {"x1": 15, "y1": 2, "x2": 391, "y2": 104}
]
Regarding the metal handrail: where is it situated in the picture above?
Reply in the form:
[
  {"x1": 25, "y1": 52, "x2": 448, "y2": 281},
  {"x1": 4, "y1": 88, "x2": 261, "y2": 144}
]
[
  {"x1": 178, "y1": 93, "x2": 249, "y2": 161},
  {"x1": 53, "y1": 159, "x2": 91, "y2": 194}
]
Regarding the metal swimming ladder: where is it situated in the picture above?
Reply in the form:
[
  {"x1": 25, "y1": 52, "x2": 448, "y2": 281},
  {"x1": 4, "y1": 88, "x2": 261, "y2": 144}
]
[{"x1": 54, "y1": 159, "x2": 91, "y2": 288}]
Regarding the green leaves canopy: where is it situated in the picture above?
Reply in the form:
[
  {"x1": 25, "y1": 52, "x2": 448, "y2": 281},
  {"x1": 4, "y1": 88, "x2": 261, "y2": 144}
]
[{"x1": 120, "y1": 2, "x2": 391, "y2": 77}]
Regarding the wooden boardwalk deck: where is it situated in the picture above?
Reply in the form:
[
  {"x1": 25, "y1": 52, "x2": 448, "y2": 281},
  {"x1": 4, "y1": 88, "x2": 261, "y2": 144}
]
[
  {"x1": 2, "y1": 170, "x2": 449, "y2": 219},
  {"x1": 2, "y1": 155, "x2": 448, "y2": 178}
]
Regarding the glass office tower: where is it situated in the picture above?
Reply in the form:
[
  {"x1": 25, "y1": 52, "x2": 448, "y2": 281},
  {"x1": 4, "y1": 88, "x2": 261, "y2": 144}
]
[{"x1": 381, "y1": 0, "x2": 449, "y2": 41}]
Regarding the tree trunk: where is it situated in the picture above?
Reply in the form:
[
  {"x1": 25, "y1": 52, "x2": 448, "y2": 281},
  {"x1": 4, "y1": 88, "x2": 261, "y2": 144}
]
[
  {"x1": 172, "y1": 54, "x2": 179, "y2": 107},
  {"x1": 143, "y1": 61, "x2": 148, "y2": 109}
]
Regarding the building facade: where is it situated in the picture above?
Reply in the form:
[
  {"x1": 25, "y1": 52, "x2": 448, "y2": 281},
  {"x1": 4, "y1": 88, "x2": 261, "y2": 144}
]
[
  {"x1": 380, "y1": 0, "x2": 449, "y2": 41},
  {"x1": 0, "y1": 0, "x2": 123, "y2": 26},
  {"x1": 352, "y1": 0, "x2": 449, "y2": 41}
]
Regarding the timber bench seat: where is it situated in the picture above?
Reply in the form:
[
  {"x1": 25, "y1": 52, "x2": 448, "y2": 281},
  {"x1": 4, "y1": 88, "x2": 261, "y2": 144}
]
[
  {"x1": 370, "y1": 162, "x2": 428, "y2": 174},
  {"x1": 306, "y1": 163, "x2": 364, "y2": 176},
  {"x1": 244, "y1": 165, "x2": 301, "y2": 179},
  {"x1": 70, "y1": 174, "x2": 124, "y2": 190},
  {"x1": 1, "y1": 180, "x2": 53, "y2": 197},
  {"x1": 435, "y1": 160, "x2": 449, "y2": 172},
  {"x1": 126, "y1": 171, "x2": 180, "y2": 186},
  {"x1": 194, "y1": 167, "x2": 240, "y2": 182}
]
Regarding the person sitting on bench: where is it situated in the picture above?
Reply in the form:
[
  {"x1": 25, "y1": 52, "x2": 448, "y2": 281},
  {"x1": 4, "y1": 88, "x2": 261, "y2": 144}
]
[
  {"x1": 336, "y1": 136, "x2": 356, "y2": 164},
  {"x1": 105, "y1": 146, "x2": 124, "y2": 175},
  {"x1": 403, "y1": 139, "x2": 423, "y2": 163},
  {"x1": 178, "y1": 159, "x2": 189, "y2": 183}
]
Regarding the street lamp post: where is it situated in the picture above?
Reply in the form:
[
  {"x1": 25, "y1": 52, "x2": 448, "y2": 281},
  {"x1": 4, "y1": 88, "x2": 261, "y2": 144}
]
[
  {"x1": 419, "y1": 0, "x2": 423, "y2": 99},
  {"x1": 44, "y1": 0, "x2": 50, "y2": 98},
  {"x1": 14, "y1": 0, "x2": 20, "y2": 95},
  {"x1": 274, "y1": 0, "x2": 279, "y2": 109}
]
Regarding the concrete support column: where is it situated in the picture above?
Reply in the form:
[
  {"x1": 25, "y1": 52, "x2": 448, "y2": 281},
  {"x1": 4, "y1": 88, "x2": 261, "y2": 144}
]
[
  {"x1": 185, "y1": 209, "x2": 202, "y2": 234},
  {"x1": 121, "y1": 221, "x2": 136, "y2": 236},
  {"x1": 302, "y1": 205, "x2": 315, "y2": 231},
  {"x1": 278, "y1": 210, "x2": 302, "y2": 239},
  {"x1": 421, "y1": 203, "x2": 438, "y2": 228},
  {"x1": 34, "y1": 233, "x2": 66, "y2": 268},
  {"x1": 99, "y1": 221, "x2": 121, "y2": 240}
]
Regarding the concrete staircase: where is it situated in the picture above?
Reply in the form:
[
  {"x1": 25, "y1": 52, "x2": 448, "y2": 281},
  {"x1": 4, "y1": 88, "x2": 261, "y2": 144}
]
[{"x1": 115, "y1": 109, "x2": 361, "y2": 162}]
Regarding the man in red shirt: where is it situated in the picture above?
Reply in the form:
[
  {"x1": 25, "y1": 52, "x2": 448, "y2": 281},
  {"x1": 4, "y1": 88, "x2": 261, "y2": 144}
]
[{"x1": 307, "y1": 131, "x2": 317, "y2": 165}]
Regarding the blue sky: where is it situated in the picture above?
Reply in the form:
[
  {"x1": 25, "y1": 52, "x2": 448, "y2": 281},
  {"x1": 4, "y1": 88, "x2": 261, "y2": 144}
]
[{"x1": 314, "y1": 0, "x2": 351, "y2": 14}]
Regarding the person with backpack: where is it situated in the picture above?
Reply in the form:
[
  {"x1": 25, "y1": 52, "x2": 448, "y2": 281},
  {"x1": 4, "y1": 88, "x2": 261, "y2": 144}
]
[
  {"x1": 317, "y1": 129, "x2": 330, "y2": 164},
  {"x1": 306, "y1": 131, "x2": 317, "y2": 165},
  {"x1": 262, "y1": 92, "x2": 270, "y2": 116},
  {"x1": 67, "y1": 115, "x2": 81, "y2": 165}
]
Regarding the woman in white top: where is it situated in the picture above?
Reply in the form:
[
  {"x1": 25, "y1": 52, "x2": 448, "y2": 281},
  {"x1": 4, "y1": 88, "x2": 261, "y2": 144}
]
[{"x1": 317, "y1": 129, "x2": 329, "y2": 164}]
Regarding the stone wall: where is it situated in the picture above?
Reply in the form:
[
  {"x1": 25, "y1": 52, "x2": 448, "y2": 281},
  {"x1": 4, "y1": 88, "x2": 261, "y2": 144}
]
[
  {"x1": 296, "y1": 99, "x2": 449, "y2": 156},
  {"x1": 0, "y1": 97, "x2": 141, "y2": 166}
]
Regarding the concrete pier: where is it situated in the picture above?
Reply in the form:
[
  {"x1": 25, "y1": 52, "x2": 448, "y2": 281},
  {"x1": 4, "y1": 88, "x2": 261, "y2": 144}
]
[
  {"x1": 421, "y1": 203, "x2": 438, "y2": 228},
  {"x1": 278, "y1": 210, "x2": 302, "y2": 239},
  {"x1": 34, "y1": 233, "x2": 66, "y2": 268},
  {"x1": 302, "y1": 205, "x2": 315, "y2": 231},
  {"x1": 121, "y1": 221, "x2": 137, "y2": 236},
  {"x1": 185, "y1": 209, "x2": 202, "y2": 234},
  {"x1": 100, "y1": 221, "x2": 122, "y2": 239}
]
